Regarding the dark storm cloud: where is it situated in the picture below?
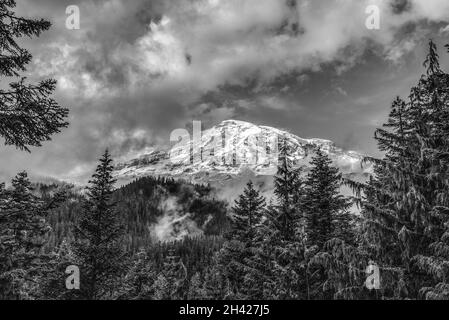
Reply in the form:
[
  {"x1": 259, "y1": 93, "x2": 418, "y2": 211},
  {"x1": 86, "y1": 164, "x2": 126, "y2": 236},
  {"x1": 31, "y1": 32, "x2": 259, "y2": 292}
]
[{"x1": 391, "y1": 0, "x2": 413, "y2": 15}]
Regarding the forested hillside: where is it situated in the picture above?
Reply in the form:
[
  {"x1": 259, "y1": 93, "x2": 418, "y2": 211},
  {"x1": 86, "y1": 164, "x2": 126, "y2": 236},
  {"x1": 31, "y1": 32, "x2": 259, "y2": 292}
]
[{"x1": 41, "y1": 176, "x2": 229, "y2": 252}]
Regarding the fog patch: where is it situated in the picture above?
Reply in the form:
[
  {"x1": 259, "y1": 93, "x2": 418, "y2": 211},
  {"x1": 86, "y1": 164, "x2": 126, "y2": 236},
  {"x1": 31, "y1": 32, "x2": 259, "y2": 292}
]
[{"x1": 148, "y1": 196, "x2": 203, "y2": 242}]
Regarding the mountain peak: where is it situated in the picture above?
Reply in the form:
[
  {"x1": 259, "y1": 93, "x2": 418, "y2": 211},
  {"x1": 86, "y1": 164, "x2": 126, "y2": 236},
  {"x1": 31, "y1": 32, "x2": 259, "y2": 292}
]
[
  {"x1": 114, "y1": 120, "x2": 370, "y2": 186},
  {"x1": 219, "y1": 119, "x2": 253, "y2": 126}
]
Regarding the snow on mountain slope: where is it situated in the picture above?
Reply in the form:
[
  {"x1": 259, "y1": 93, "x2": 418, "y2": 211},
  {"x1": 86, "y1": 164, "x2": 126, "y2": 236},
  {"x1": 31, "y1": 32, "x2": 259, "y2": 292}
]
[{"x1": 113, "y1": 120, "x2": 371, "y2": 187}]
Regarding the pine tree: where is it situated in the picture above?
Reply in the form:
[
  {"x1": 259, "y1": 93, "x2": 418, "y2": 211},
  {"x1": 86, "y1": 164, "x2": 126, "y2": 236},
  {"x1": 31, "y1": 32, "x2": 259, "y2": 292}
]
[
  {"x1": 309, "y1": 238, "x2": 368, "y2": 300},
  {"x1": 424, "y1": 39, "x2": 442, "y2": 76},
  {"x1": 410, "y1": 42, "x2": 449, "y2": 299},
  {"x1": 375, "y1": 97, "x2": 412, "y2": 163},
  {"x1": 0, "y1": 172, "x2": 53, "y2": 299},
  {"x1": 228, "y1": 181, "x2": 266, "y2": 246},
  {"x1": 243, "y1": 138, "x2": 307, "y2": 300},
  {"x1": 304, "y1": 148, "x2": 353, "y2": 248},
  {"x1": 272, "y1": 138, "x2": 306, "y2": 299},
  {"x1": 273, "y1": 137, "x2": 304, "y2": 241},
  {"x1": 155, "y1": 247, "x2": 187, "y2": 300},
  {"x1": 39, "y1": 240, "x2": 77, "y2": 300},
  {"x1": 202, "y1": 264, "x2": 228, "y2": 299},
  {"x1": 242, "y1": 222, "x2": 277, "y2": 299},
  {"x1": 116, "y1": 249, "x2": 157, "y2": 300},
  {"x1": 240, "y1": 202, "x2": 277, "y2": 300},
  {"x1": 72, "y1": 150, "x2": 125, "y2": 299},
  {"x1": 187, "y1": 272, "x2": 206, "y2": 300},
  {"x1": 295, "y1": 148, "x2": 358, "y2": 299},
  {"x1": 152, "y1": 274, "x2": 170, "y2": 300},
  {"x1": 348, "y1": 40, "x2": 449, "y2": 299},
  {"x1": 214, "y1": 181, "x2": 266, "y2": 299},
  {"x1": 213, "y1": 240, "x2": 247, "y2": 299},
  {"x1": 0, "y1": 0, "x2": 68, "y2": 151}
]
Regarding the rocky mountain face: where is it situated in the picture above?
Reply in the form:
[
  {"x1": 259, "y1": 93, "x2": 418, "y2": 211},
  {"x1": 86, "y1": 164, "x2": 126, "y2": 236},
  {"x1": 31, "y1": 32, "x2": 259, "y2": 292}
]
[{"x1": 113, "y1": 120, "x2": 371, "y2": 201}]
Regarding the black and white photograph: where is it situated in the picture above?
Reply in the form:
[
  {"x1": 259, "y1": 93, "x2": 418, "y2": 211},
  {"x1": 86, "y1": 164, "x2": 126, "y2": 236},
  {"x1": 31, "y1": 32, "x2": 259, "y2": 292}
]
[{"x1": 1, "y1": 0, "x2": 449, "y2": 307}]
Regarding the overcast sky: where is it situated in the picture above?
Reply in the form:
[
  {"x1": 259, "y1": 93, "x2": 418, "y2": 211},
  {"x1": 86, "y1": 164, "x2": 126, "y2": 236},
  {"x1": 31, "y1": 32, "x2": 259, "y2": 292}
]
[{"x1": 1, "y1": 0, "x2": 449, "y2": 183}]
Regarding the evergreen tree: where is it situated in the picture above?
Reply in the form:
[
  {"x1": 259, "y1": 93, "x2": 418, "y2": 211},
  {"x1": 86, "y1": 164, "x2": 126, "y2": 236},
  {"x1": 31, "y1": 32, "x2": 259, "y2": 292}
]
[
  {"x1": 0, "y1": 172, "x2": 53, "y2": 299},
  {"x1": 152, "y1": 274, "x2": 170, "y2": 300},
  {"x1": 116, "y1": 249, "x2": 157, "y2": 300},
  {"x1": 424, "y1": 39, "x2": 442, "y2": 76},
  {"x1": 187, "y1": 272, "x2": 206, "y2": 300},
  {"x1": 241, "y1": 202, "x2": 277, "y2": 300},
  {"x1": 375, "y1": 97, "x2": 412, "y2": 163},
  {"x1": 297, "y1": 148, "x2": 358, "y2": 299},
  {"x1": 273, "y1": 137, "x2": 303, "y2": 240},
  {"x1": 213, "y1": 240, "x2": 247, "y2": 299},
  {"x1": 348, "y1": 40, "x2": 449, "y2": 299},
  {"x1": 310, "y1": 238, "x2": 369, "y2": 300},
  {"x1": 39, "y1": 239, "x2": 77, "y2": 300},
  {"x1": 0, "y1": 0, "x2": 68, "y2": 151},
  {"x1": 304, "y1": 148, "x2": 353, "y2": 248},
  {"x1": 228, "y1": 181, "x2": 266, "y2": 245},
  {"x1": 411, "y1": 42, "x2": 449, "y2": 299},
  {"x1": 72, "y1": 150, "x2": 125, "y2": 299},
  {"x1": 271, "y1": 138, "x2": 306, "y2": 299},
  {"x1": 243, "y1": 138, "x2": 307, "y2": 300},
  {"x1": 214, "y1": 181, "x2": 266, "y2": 299},
  {"x1": 202, "y1": 264, "x2": 229, "y2": 299},
  {"x1": 153, "y1": 247, "x2": 187, "y2": 300}
]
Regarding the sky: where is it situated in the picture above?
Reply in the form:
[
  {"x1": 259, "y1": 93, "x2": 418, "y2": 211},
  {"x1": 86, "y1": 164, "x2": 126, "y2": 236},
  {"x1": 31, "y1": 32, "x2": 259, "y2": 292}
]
[{"x1": 1, "y1": 0, "x2": 449, "y2": 183}]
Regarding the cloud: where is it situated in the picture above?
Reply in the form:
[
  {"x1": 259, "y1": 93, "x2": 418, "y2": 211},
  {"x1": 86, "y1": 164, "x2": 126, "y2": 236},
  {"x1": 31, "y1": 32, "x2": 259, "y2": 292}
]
[
  {"x1": 30, "y1": 1, "x2": 446, "y2": 95},
  {"x1": 440, "y1": 25, "x2": 449, "y2": 34},
  {"x1": 148, "y1": 197, "x2": 203, "y2": 242},
  {"x1": 36, "y1": 0, "x2": 449, "y2": 100},
  {"x1": 3, "y1": 0, "x2": 449, "y2": 183},
  {"x1": 335, "y1": 86, "x2": 349, "y2": 97}
]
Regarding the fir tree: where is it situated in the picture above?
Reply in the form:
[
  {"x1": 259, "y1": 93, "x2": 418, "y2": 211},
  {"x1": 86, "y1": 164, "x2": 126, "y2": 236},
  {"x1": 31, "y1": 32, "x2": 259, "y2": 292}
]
[
  {"x1": 304, "y1": 148, "x2": 353, "y2": 248},
  {"x1": 295, "y1": 148, "x2": 357, "y2": 299},
  {"x1": 0, "y1": 172, "x2": 53, "y2": 299},
  {"x1": 213, "y1": 240, "x2": 247, "y2": 299},
  {"x1": 228, "y1": 181, "x2": 266, "y2": 246},
  {"x1": 187, "y1": 272, "x2": 206, "y2": 300},
  {"x1": 309, "y1": 238, "x2": 369, "y2": 300},
  {"x1": 240, "y1": 202, "x2": 277, "y2": 300},
  {"x1": 424, "y1": 39, "x2": 442, "y2": 76},
  {"x1": 116, "y1": 249, "x2": 157, "y2": 300},
  {"x1": 152, "y1": 274, "x2": 170, "y2": 300},
  {"x1": 410, "y1": 42, "x2": 449, "y2": 299},
  {"x1": 244, "y1": 138, "x2": 307, "y2": 300},
  {"x1": 348, "y1": 40, "x2": 449, "y2": 299},
  {"x1": 155, "y1": 247, "x2": 187, "y2": 300},
  {"x1": 72, "y1": 150, "x2": 125, "y2": 299},
  {"x1": 273, "y1": 137, "x2": 304, "y2": 241},
  {"x1": 202, "y1": 264, "x2": 229, "y2": 299},
  {"x1": 39, "y1": 240, "x2": 77, "y2": 300},
  {"x1": 214, "y1": 181, "x2": 266, "y2": 298},
  {"x1": 375, "y1": 97, "x2": 411, "y2": 163},
  {"x1": 0, "y1": 0, "x2": 68, "y2": 151}
]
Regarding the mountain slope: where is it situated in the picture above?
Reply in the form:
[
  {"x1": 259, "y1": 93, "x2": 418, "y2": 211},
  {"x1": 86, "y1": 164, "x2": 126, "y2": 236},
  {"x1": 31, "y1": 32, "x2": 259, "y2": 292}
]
[{"x1": 114, "y1": 120, "x2": 371, "y2": 187}]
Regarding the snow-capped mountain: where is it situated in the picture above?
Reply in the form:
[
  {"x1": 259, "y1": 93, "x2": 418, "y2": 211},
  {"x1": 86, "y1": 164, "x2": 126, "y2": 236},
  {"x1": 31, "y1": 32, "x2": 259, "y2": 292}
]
[{"x1": 114, "y1": 120, "x2": 371, "y2": 188}]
